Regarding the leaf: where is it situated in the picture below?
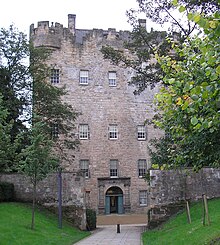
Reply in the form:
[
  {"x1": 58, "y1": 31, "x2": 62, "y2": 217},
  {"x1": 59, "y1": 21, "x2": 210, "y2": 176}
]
[
  {"x1": 216, "y1": 65, "x2": 220, "y2": 75},
  {"x1": 179, "y1": 6, "x2": 186, "y2": 13},
  {"x1": 182, "y1": 101, "x2": 189, "y2": 110},
  {"x1": 172, "y1": 0, "x2": 178, "y2": 6},
  {"x1": 176, "y1": 97, "x2": 182, "y2": 105},
  {"x1": 194, "y1": 14, "x2": 201, "y2": 23},
  {"x1": 202, "y1": 91, "x2": 209, "y2": 99},
  {"x1": 209, "y1": 21, "x2": 217, "y2": 29},
  {"x1": 191, "y1": 117, "x2": 198, "y2": 126},
  {"x1": 187, "y1": 13, "x2": 193, "y2": 20}
]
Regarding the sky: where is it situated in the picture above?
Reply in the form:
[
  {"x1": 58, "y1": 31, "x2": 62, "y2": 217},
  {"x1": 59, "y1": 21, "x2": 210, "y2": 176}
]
[{"x1": 1, "y1": 0, "x2": 144, "y2": 35}]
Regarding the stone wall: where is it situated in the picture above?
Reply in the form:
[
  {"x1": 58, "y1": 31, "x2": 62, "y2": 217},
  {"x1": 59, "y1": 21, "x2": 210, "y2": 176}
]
[
  {"x1": 148, "y1": 168, "x2": 220, "y2": 229},
  {"x1": 0, "y1": 172, "x2": 87, "y2": 230}
]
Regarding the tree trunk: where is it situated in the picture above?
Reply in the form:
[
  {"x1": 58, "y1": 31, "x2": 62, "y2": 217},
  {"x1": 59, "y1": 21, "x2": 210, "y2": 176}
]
[{"x1": 31, "y1": 182, "x2": 36, "y2": 230}]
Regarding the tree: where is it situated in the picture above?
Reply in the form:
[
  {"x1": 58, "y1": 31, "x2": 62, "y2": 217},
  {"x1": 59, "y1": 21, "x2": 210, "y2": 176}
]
[
  {"x1": 29, "y1": 45, "x2": 80, "y2": 166},
  {"x1": 150, "y1": 10, "x2": 220, "y2": 169},
  {"x1": 0, "y1": 26, "x2": 30, "y2": 168},
  {"x1": 101, "y1": 0, "x2": 219, "y2": 94},
  {"x1": 0, "y1": 94, "x2": 17, "y2": 172},
  {"x1": 133, "y1": 0, "x2": 219, "y2": 36},
  {"x1": 18, "y1": 119, "x2": 58, "y2": 229},
  {"x1": 0, "y1": 26, "x2": 79, "y2": 172}
]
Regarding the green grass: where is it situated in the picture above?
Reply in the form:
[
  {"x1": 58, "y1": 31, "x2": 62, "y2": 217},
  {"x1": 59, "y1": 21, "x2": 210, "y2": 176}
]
[
  {"x1": 0, "y1": 202, "x2": 90, "y2": 245},
  {"x1": 142, "y1": 198, "x2": 220, "y2": 245}
]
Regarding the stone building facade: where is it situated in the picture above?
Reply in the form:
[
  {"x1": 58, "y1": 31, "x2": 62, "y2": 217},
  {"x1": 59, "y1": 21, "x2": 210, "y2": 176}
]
[{"x1": 30, "y1": 14, "x2": 161, "y2": 215}]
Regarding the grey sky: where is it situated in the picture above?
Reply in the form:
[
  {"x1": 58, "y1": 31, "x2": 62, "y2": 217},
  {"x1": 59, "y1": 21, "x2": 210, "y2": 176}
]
[{"x1": 1, "y1": 0, "x2": 141, "y2": 35}]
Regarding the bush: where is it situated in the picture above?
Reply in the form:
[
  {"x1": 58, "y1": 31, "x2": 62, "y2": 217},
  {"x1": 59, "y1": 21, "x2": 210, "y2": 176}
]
[
  {"x1": 0, "y1": 182, "x2": 14, "y2": 202},
  {"x1": 86, "y1": 208, "x2": 96, "y2": 230}
]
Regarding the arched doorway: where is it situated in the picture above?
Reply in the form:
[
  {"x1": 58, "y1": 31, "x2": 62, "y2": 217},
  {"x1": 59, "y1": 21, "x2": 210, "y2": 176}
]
[{"x1": 105, "y1": 186, "x2": 124, "y2": 214}]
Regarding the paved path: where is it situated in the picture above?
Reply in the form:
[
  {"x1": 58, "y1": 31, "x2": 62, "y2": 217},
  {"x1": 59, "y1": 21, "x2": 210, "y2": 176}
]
[{"x1": 74, "y1": 224, "x2": 146, "y2": 245}]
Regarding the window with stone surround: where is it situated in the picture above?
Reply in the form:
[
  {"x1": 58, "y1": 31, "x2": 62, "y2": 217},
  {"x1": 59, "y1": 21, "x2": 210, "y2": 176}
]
[
  {"x1": 80, "y1": 159, "x2": 89, "y2": 178},
  {"x1": 79, "y1": 70, "x2": 89, "y2": 85},
  {"x1": 138, "y1": 159, "x2": 147, "y2": 178},
  {"x1": 139, "y1": 190, "x2": 147, "y2": 206},
  {"x1": 137, "y1": 125, "x2": 146, "y2": 140},
  {"x1": 109, "y1": 124, "x2": 118, "y2": 139},
  {"x1": 108, "y1": 71, "x2": 116, "y2": 86},
  {"x1": 110, "y1": 159, "x2": 118, "y2": 177},
  {"x1": 79, "y1": 124, "x2": 89, "y2": 139},
  {"x1": 51, "y1": 123, "x2": 59, "y2": 139},
  {"x1": 50, "y1": 69, "x2": 60, "y2": 84}
]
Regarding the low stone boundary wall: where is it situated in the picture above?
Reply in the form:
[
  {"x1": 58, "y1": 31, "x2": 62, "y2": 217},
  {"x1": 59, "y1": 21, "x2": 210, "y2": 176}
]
[
  {"x1": 148, "y1": 168, "x2": 220, "y2": 228},
  {"x1": 0, "y1": 172, "x2": 86, "y2": 230}
]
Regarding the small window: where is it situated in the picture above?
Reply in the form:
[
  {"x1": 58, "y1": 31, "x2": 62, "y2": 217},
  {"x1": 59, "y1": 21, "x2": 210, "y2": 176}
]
[
  {"x1": 138, "y1": 159, "x2": 147, "y2": 178},
  {"x1": 79, "y1": 70, "x2": 89, "y2": 85},
  {"x1": 50, "y1": 69, "x2": 60, "y2": 84},
  {"x1": 108, "y1": 71, "x2": 116, "y2": 86},
  {"x1": 51, "y1": 123, "x2": 59, "y2": 139},
  {"x1": 80, "y1": 160, "x2": 89, "y2": 178},
  {"x1": 137, "y1": 125, "x2": 146, "y2": 140},
  {"x1": 139, "y1": 190, "x2": 147, "y2": 206},
  {"x1": 110, "y1": 160, "x2": 118, "y2": 178},
  {"x1": 109, "y1": 124, "x2": 118, "y2": 139},
  {"x1": 79, "y1": 124, "x2": 89, "y2": 139}
]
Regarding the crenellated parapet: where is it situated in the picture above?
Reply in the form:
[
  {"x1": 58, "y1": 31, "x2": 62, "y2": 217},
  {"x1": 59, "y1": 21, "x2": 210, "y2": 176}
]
[
  {"x1": 30, "y1": 14, "x2": 131, "y2": 49},
  {"x1": 30, "y1": 20, "x2": 67, "y2": 49}
]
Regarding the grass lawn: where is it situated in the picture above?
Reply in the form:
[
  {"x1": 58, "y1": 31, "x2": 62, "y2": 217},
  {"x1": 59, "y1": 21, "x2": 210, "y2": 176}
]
[
  {"x1": 0, "y1": 202, "x2": 90, "y2": 245},
  {"x1": 142, "y1": 198, "x2": 220, "y2": 245}
]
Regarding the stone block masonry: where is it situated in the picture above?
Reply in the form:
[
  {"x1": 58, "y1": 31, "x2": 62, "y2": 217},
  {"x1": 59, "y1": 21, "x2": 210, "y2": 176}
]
[
  {"x1": 0, "y1": 172, "x2": 87, "y2": 230},
  {"x1": 148, "y1": 168, "x2": 220, "y2": 228}
]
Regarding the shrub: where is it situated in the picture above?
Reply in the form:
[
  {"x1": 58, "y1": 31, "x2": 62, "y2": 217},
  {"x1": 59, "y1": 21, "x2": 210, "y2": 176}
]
[
  {"x1": 0, "y1": 182, "x2": 14, "y2": 202},
  {"x1": 86, "y1": 208, "x2": 96, "y2": 230}
]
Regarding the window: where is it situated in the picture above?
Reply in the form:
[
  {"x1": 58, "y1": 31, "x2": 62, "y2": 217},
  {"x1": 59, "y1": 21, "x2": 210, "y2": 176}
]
[
  {"x1": 79, "y1": 70, "x2": 89, "y2": 85},
  {"x1": 139, "y1": 190, "x2": 147, "y2": 206},
  {"x1": 80, "y1": 160, "x2": 89, "y2": 178},
  {"x1": 137, "y1": 125, "x2": 146, "y2": 140},
  {"x1": 110, "y1": 160, "x2": 118, "y2": 177},
  {"x1": 51, "y1": 123, "x2": 59, "y2": 138},
  {"x1": 108, "y1": 71, "x2": 116, "y2": 86},
  {"x1": 109, "y1": 124, "x2": 118, "y2": 139},
  {"x1": 138, "y1": 159, "x2": 147, "y2": 178},
  {"x1": 79, "y1": 124, "x2": 89, "y2": 139},
  {"x1": 50, "y1": 69, "x2": 60, "y2": 84}
]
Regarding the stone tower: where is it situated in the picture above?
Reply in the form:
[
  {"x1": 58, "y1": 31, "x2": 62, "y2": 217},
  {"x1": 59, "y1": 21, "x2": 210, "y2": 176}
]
[{"x1": 30, "y1": 14, "x2": 161, "y2": 215}]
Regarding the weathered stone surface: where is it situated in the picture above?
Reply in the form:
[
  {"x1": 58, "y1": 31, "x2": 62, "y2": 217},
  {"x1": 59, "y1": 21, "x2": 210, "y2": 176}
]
[
  {"x1": 148, "y1": 168, "x2": 220, "y2": 228},
  {"x1": 0, "y1": 172, "x2": 86, "y2": 230},
  {"x1": 30, "y1": 15, "x2": 162, "y2": 215}
]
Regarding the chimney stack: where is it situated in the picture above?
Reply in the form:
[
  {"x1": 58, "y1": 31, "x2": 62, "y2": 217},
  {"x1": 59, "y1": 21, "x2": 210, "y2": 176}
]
[
  {"x1": 68, "y1": 14, "x2": 76, "y2": 36},
  {"x1": 138, "y1": 19, "x2": 146, "y2": 29}
]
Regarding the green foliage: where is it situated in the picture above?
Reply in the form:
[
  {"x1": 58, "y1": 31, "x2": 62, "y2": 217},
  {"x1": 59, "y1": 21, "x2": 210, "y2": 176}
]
[
  {"x1": 0, "y1": 94, "x2": 17, "y2": 172},
  {"x1": 18, "y1": 120, "x2": 59, "y2": 185},
  {"x1": 102, "y1": 0, "x2": 219, "y2": 94},
  {"x1": 0, "y1": 202, "x2": 89, "y2": 244},
  {"x1": 132, "y1": 0, "x2": 219, "y2": 35},
  {"x1": 151, "y1": 11, "x2": 220, "y2": 169},
  {"x1": 0, "y1": 26, "x2": 30, "y2": 168},
  {"x1": 0, "y1": 26, "x2": 79, "y2": 173},
  {"x1": 0, "y1": 182, "x2": 14, "y2": 202},
  {"x1": 101, "y1": 28, "x2": 170, "y2": 94},
  {"x1": 17, "y1": 119, "x2": 59, "y2": 229},
  {"x1": 86, "y1": 209, "x2": 97, "y2": 230},
  {"x1": 142, "y1": 198, "x2": 220, "y2": 245},
  {"x1": 30, "y1": 44, "x2": 80, "y2": 165}
]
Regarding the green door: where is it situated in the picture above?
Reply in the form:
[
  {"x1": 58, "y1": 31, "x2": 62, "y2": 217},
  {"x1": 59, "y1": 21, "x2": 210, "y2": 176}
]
[
  {"x1": 118, "y1": 195, "x2": 124, "y2": 214},
  {"x1": 105, "y1": 196, "x2": 110, "y2": 214}
]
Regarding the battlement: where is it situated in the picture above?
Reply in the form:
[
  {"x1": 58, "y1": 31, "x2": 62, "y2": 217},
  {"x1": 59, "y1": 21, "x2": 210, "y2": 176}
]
[{"x1": 30, "y1": 14, "x2": 131, "y2": 49}]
